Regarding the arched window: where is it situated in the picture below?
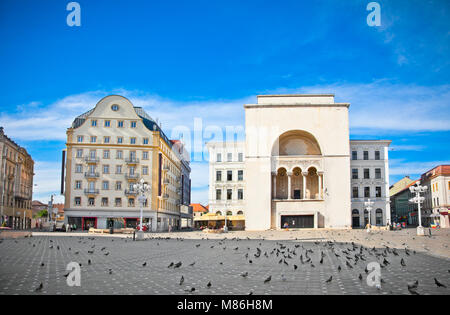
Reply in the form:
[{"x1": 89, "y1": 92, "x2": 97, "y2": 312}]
[
  {"x1": 272, "y1": 130, "x2": 321, "y2": 156},
  {"x1": 237, "y1": 210, "x2": 243, "y2": 215},
  {"x1": 226, "y1": 210, "x2": 232, "y2": 216},
  {"x1": 216, "y1": 211, "x2": 222, "y2": 216}
]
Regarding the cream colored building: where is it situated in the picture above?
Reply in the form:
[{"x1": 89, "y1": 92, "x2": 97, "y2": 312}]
[
  {"x1": 0, "y1": 127, "x2": 34, "y2": 229},
  {"x1": 206, "y1": 94, "x2": 391, "y2": 230},
  {"x1": 63, "y1": 95, "x2": 190, "y2": 231}
]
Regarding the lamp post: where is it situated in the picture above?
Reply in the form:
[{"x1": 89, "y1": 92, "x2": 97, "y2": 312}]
[
  {"x1": 133, "y1": 178, "x2": 151, "y2": 240},
  {"x1": 223, "y1": 200, "x2": 229, "y2": 232},
  {"x1": 409, "y1": 182, "x2": 428, "y2": 236},
  {"x1": 364, "y1": 198, "x2": 374, "y2": 232}
]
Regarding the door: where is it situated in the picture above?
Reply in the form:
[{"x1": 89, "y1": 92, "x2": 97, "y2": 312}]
[{"x1": 352, "y1": 216, "x2": 360, "y2": 228}]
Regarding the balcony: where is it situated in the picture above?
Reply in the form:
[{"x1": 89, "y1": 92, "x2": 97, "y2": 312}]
[
  {"x1": 125, "y1": 157, "x2": 139, "y2": 164},
  {"x1": 84, "y1": 156, "x2": 99, "y2": 163},
  {"x1": 84, "y1": 172, "x2": 100, "y2": 179},
  {"x1": 125, "y1": 173, "x2": 140, "y2": 180},
  {"x1": 84, "y1": 189, "x2": 99, "y2": 195},
  {"x1": 125, "y1": 189, "x2": 137, "y2": 196}
]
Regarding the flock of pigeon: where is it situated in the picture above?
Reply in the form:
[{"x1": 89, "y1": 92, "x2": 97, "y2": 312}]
[{"x1": 2, "y1": 233, "x2": 448, "y2": 295}]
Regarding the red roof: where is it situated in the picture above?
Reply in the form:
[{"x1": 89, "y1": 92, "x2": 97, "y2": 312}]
[
  {"x1": 422, "y1": 165, "x2": 450, "y2": 179},
  {"x1": 190, "y1": 203, "x2": 208, "y2": 213}
]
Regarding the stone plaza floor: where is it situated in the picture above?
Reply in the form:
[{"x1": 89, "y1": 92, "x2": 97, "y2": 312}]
[{"x1": 0, "y1": 229, "x2": 449, "y2": 295}]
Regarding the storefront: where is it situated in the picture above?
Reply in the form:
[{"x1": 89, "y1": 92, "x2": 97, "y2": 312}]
[{"x1": 82, "y1": 217, "x2": 97, "y2": 230}]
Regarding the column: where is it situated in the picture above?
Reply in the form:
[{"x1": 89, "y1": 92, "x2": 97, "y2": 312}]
[
  {"x1": 302, "y1": 172, "x2": 308, "y2": 199},
  {"x1": 272, "y1": 174, "x2": 277, "y2": 199},
  {"x1": 287, "y1": 172, "x2": 292, "y2": 200},
  {"x1": 318, "y1": 172, "x2": 323, "y2": 199}
]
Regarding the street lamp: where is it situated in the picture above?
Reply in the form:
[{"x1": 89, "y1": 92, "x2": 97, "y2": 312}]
[
  {"x1": 223, "y1": 200, "x2": 229, "y2": 232},
  {"x1": 364, "y1": 198, "x2": 374, "y2": 232},
  {"x1": 133, "y1": 178, "x2": 151, "y2": 239},
  {"x1": 409, "y1": 182, "x2": 428, "y2": 236}
]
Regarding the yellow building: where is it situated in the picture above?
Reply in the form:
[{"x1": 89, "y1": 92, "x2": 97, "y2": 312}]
[{"x1": 0, "y1": 127, "x2": 34, "y2": 229}]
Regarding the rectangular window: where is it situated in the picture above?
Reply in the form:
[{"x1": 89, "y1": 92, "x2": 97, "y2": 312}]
[
  {"x1": 88, "y1": 198, "x2": 95, "y2": 206},
  {"x1": 118, "y1": 121, "x2": 124, "y2": 128},
  {"x1": 352, "y1": 151, "x2": 357, "y2": 160},
  {"x1": 104, "y1": 120, "x2": 110, "y2": 127},
  {"x1": 364, "y1": 187, "x2": 370, "y2": 198},
  {"x1": 103, "y1": 165, "x2": 109, "y2": 174},
  {"x1": 115, "y1": 198, "x2": 122, "y2": 207},
  {"x1": 216, "y1": 153, "x2": 222, "y2": 162},
  {"x1": 216, "y1": 189, "x2": 222, "y2": 200},
  {"x1": 238, "y1": 170, "x2": 243, "y2": 181},
  {"x1": 131, "y1": 121, "x2": 137, "y2": 128},
  {"x1": 363, "y1": 151, "x2": 369, "y2": 160},
  {"x1": 116, "y1": 150, "x2": 123, "y2": 159},
  {"x1": 352, "y1": 187, "x2": 359, "y2": 198},
  {"x1": 375, "y1": 168, "x2": 381, "y2": 179},
  {"x1": 91, "y1": 120, "x2": 97, "y2": 127},
  {"x1": 238, "y1": 189, "x2": 243, "y2": 200},
  {"x1": 364, "y1": 168, "x2": 370, "y2": 179},
  {"x1": 103, "y1": 150, "x2": 110, "y2": 159},
  {"x1": 104, "y1": 136, "x2": 110, "y2": 144},
  {"x1": 142, "y1": 151, "x2": 149, "y2": 160},
  {"x1": 227, "y1": 153, "x2": 232, "y2": 162},
  {"x1": 227, "y1": 189, "x2": 232, "y2": 200},
  {"x1": 376, "y1": 186, "x2": 382, "y2": 198},
  {"x1": 74, "y1": 197, "x2": 81, "y2": 206},
  {"x1": 375, "y1": 151, "x2": 380, "y2": 160},
  {"x1": 116, "y1": 165, "x2": 122, "y2": 174},
  {"x1": 143, "y1": 138, "x2": 149, "y2": 145},
  {"x1": 101, "y1": 198, "x2": 108, "y2": 206},
  {"x1": 142, "y1": 166, "x2": 148, "y2": 175},
  {"x1": 77, "y1": 136, "x2": 83, "y2": 143},
  {"x1": 130, "y1": 137, "x2": 136, "y2": 144},
  {"x1": 75, "y1": 164, "x2": 82, "y2": 173},
  {"x1": 76, "y1": 149, "x2": 83, "y2": 158},
  {"x1": 75, "y1": 181, "x2": 82, "y2": 189},
  {"x1": 102, "y1": 181, "x2": 109, "y2": 190},
  {"x1": 216, "y1": 171, "x2": 222, "y2": 181},
  {"x1": 238, "y1": 153, "x2": 243, "y2": 162},
  {"x1": 352, "y1": 169, "x2": 358, "y2": 179},
  {"x1": 116, "y1": 181, "x2": 122, "y2": 190},
  {"x1": 117, "y1": 137, "x2": 123, "y2": 144},
  {"x1": 90, "y1": 136, "x2": 97, "y2": 143},
  {"x1": 227, "y1": 170, "x2": 232, "y2": 181},
  {"x1": 128, "y1": 198, "x2": 135, "y2": 207}
]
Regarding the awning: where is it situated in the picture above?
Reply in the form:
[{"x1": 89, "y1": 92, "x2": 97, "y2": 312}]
[{"x1": 194, "y1": 214, "x2": 245, "y2": 222}]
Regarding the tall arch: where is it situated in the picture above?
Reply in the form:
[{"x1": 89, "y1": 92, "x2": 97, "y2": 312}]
[{"x1": 272, "y1": 130, "x2": 322, "y2": 156}]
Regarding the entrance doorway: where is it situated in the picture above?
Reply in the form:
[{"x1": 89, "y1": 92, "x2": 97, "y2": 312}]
[{"x1": 281, "y1": 215, "x2": 314, "y2": 228}]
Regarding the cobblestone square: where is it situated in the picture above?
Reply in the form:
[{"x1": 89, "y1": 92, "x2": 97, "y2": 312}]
[{"x1": 0, "y1": 230, "x2": 449, "y2": 295}]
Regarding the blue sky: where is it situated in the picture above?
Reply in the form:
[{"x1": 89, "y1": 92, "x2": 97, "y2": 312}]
[{"x1": 0, "y1": 0, "x2": 449, "y2": 204}]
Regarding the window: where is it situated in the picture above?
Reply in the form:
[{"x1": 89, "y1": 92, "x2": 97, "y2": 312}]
[
  {"x1": 376, "y1": 186, "x2": 382, "y2": 198},
  {"x1": 104, "y1": 136, "x2": 110, "y2": 144},
  {"x1": 111, "y1": 104, "x2": 119, "y2": 111},
  {"x1": 216, "y1": 189, "x2": 222, "y2": 200},
  {"x1": 116, "y1": 150, "x2": 123, "y2": 159},
  {"x1": 216, "y1": 171, "x2": 222, "y2": 181},
  {"x1": 117, "y1": 137, "x2": 123, "y2": 144},
  {"x1": 142, "y1": 151, "x2": 149, "y2": 160},
  {"x1": 74, "y1": 197, "x2": 81, "y2": 206},
  {"x1": 115, "y1": 181, "x2": 122, "y2": 190},
  {"x1": 131, "y1": 121, "x2": 137, "y2": 128},
  {"x1": 88, "y1": 198, "x2": 95, "y2": 206},
  {"x1": 227, "y1": 170, "x2": 233, "y2": 181},
  {"x1": 130, "y1": 137, "x2": 136, "y2": 144},
  {"x1": 143, "y1": 138, "x2": 149, "y2": 145},
  {"x1": 216, "y1": 153, "x2": 222, "y2": 162},
  {"x1": 128, "y1": 198, "x2": 135, "y2": 207},
  {"x1": 116, "y1": 165, "x2": 122, "y2": 174},
  {"x1": 375, "y1": 151, "x2": 380, "y2": 160},
  {"x1": 115, "y1": 198, "x2": 122, "y2": 207},
  {"x1": 103, "y1": 150, "x2": 110, "y2": 159},
  {"x1": 364, "y1": 168, "x2": 370, "y2": 179},
  {"x1": 363, "y1": 151, "x2": 369, "y2": 160},
  {"x1": 364, "y1": 187, "x2": 370, "y2": 198},
  {"x1": 238, "y1": 189, "x2": 243, "y2": 200},
  {"x1": 375, "y1": 168, "x2": 381, "y2": 179},
  {"x1": 75, "y1": 164, "x2": 82, "y2": 173},
  {"x1": 76, "y1": 149, "x2": 83, "y2": 158},
  {"x1": 376, "y1": 209, "x2": 383, "y2": 225},
  {"x1": 118, "y1": 120, "x2": 124, "y2": 128},
  {"x1": 75, "y1": 181, "x2": 82, "y2": 189},
  {"x1": 103, "y1": 165, "x2": 110, "y2": 174},
  {"x1": 352, "y1": 187, "x2": 359, "y2": 198},
  {"x1": 227, "y1": 189, "x2": 232, "y2": 200},
  {"x1": 227, "y1": 153, "x2": 232, "y2": 162},
  {"x1": 238, "y1": 153, "x2": 243, "y2": 162},
  {"x1": 77, "y1": 136, "x2": 83, "y2": 143},
  {"x1": 91, "y1": 120, "x2": 97, "y2": 127},
  {"x1": 238, "y1": 170, "x2": 243, "y2": 181},
  {"x1": 104, "y1": 120, "x2": 110, "y2": 127},
  {"x1": 142, "y1": 166, "x2": 148, "y2": 175},
  {"x1": 102, "y1": 181, "x2": 109, "y2": 190},
  {"x1": 352, "y1": 151, "x2": 357, "y2": 160},
  {"x1": 90, "y1": 136, "x2": 97, "y2": 143},
  {"x1": 101, "y1": 198, "x2": 108, "y2": 206},
  {"x1": 352, "y1": 169, "x2": 358, "y2": 179}
]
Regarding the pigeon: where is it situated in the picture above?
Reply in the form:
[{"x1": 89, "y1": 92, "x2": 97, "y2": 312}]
[
  {"x1": 294, "y1": 264, "x2": 298, "y2": 270},
  {"x1": 142, "y1": 262, "x2": 147, "y2": 267},
  {"x1": 408, "y1": 287, "x2": 420, "y2": 295},
  {"x1": 184, "y1": 287, "x2": 195, "y2": 292},
  {"x1": 35, "y1": 283, "x2": 43, "y2": 292},
  {"x1": 264, "y1": 276, "x2": 272, "y2": 284},
  {"x1": 189, "y1": 262, "x2": 196, "y2": 267},
  {"x1": 207, "y1": 281, "x2": 212, "y2": 288},
  {"x1": 326, "y1": 276, "x2": 333, "y2": 283},
  {"x1": 88, "y1": 259, "x2": 91, "y2": 265},
  {"x1": 168, "y1": 262, "x2": 174, "y2": 268},
  {"x1": 400, "y1": 258, "x2": 406, "y2": 267},
  {"x1": 358, "y1": 274, "x2": 363, "y2": 281},
  {"x1": 407, "y1": 280, "x2": 419, "y2": 290},
  {"x1": 338, "y1": 265, "x2": 342, "y2": 272},
  {"x1": 40, "y1": 262, "x2": 45, "y2": 267},
  {"x1": 179, "y1": 276, "x2": 184, "y2": 285},
  {"x1": 241, "y1": 272, "x2": 248, "y2": 278},
  {"x1": 434, "y1": 278, "x2": 447, "y2": 288},
  {"x1": 174, "y1": 262, "x2": 182, "y2": 268},
  {"x1": 281, "y1": 274, "x2": 287, "y2": 282},
  {"x1": 108, "y1": 269, "x2": 113, "y2": 274}
]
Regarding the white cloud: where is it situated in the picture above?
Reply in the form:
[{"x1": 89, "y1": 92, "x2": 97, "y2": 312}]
[
  {"x1": 32, "y1": 161, "x2": 64, "y2": 203},
  {"x1": 389, "y1": 159, "x2": 450, "y2": 176}
]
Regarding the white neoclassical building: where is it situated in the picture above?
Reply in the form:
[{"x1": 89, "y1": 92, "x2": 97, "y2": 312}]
[{"x1": 206, "y1": 94, "x2": 391, "y2": 230}]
